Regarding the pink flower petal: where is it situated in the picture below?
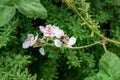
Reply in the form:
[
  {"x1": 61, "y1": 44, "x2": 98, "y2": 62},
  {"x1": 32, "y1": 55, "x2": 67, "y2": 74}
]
[
  {"x1": 39, "y1": 26, "x2": 46, "y2": 33},
  {"x1": 39, "y1": 24, "x2": 63, "y2": 38}
]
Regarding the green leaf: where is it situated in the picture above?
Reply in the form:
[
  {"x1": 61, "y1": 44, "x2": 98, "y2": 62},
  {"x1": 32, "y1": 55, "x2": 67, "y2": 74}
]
[
  {"x1": 85, "y1": 51, "x2": 120, "y2": 80},
  {"x1": 0, "y1": 0, "x2": 12, "y2": 5},
  {"x1": 0, "y1": 0, "x2": 47, "y2": 26},
  {"x1": 16, "y1": 0, "x2": 47, "y2": 19},
  {"x1": 0, "y1": 0, "x2": 16, "y2": 26}
]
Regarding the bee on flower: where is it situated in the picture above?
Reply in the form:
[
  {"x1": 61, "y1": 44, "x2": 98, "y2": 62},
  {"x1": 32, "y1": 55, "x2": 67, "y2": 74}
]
[
  {"x1": 54, "y1": 29, "x2": 76, "y2": 48},
  {"x1": 22, "y1": 24, "x2": 76, "y2": 56}
]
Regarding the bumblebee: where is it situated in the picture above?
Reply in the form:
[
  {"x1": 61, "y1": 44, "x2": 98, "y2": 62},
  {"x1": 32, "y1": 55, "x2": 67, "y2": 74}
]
[{"x1": 59, "y1": 35, "x2": 69, "y2": 44}]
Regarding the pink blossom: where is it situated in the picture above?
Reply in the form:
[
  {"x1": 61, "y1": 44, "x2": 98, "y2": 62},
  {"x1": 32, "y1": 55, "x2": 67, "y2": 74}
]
[{"x1": 39, "y1": 24, "x2": 61, "y2": 37}]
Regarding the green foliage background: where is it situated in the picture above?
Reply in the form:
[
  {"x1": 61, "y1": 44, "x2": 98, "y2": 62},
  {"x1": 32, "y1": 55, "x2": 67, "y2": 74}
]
[{"x1": 1, "y1": 0, "x2": 120, "y2": 80}]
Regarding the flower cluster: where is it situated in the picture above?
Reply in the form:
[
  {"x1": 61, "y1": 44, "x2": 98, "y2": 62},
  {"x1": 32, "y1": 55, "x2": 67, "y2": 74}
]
[{"x1": 22, "y1": 24, "x2": 76, "y2": 55}]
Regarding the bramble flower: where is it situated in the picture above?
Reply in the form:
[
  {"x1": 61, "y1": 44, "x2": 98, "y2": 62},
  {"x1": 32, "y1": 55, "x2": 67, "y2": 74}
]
[
  {"x1": 22, "y1": 33, "x2": 38, "y2": 48},
  {"x1": 39, "y1": 24, "x2": 61, "y2": 37},
  {"x1": 54, "y1": 35, "x2": 76, "y2": 48},
  {"x1": 39, "y1": 48, "x2": 45, "y2": 56},
  {"x1": 22, "y1": 24, "x2": 76, "y2": 56}
]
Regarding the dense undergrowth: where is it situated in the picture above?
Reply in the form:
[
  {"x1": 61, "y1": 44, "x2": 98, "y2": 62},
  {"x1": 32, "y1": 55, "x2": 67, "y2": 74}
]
[{"x1": 0, "y1": 0, "x2": 120, "y2": 80}]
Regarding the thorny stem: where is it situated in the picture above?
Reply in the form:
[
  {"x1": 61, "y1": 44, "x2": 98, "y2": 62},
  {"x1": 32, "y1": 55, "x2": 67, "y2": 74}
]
[{"x1": 64, "y1": 0, "x2": 120, "y2": 45}]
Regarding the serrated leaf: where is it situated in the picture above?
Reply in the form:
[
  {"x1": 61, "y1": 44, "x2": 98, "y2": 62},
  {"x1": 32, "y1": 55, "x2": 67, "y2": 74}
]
[
  {"x1": 85, "y1": 51, "x2": 120, "y2": 80},
  {"x1": 99, "y1": 51, "x2": 120, "y2": 79},
  {"x1": 16, "y1": 0, "x2": 47, "y2": 19}
]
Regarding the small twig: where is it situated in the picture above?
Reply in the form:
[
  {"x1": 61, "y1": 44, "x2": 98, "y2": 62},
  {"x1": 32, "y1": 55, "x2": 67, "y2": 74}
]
[
  {"x1": 102, "y1": 40, "x2": 107, "y2": 52},
  {"x1": 71, "y1": 41, "x2": 102, "y2": 49}
]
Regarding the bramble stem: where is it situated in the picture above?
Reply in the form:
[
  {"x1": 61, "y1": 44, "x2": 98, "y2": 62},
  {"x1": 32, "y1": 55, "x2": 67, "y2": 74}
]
[
  {"x1": 43, "y1": 41, "x2": 102, "y2": 49},
  {"x1": 71, "y1": 41, "x2": 102, "y2": 49},
  {"x1": 64, "y1": 0, "x2": 120, "y2": 45}
]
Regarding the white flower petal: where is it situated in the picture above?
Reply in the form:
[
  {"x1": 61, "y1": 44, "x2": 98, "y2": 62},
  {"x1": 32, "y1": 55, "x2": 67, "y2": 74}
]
[
  {"x1": 35, "y1": 33, "x2": 38, "y2": 41},
  {"x1": 30, "y1": 33, "x2": 38, "y2": 46},
  {"x1": 54, "y1": 39, "x2": 62, "y2": 47},
  {"x1": 67, "y1": 37, "x2": 76, "y2": 46},
  {"x1": 22, "y1": 41, "x2": 30, "y2": 49},
  {"x1": 23, "y1": 33, "x2": 38, "y2": 48},
  {"x1": 39, "y1": 48, "x2": 45, "y2": 56},
  {"x1": 54, "y1": 29, "x2": 64, "y2": 38},
  {"x1": 39, "y1": 26, "x2": 46, "y2": 33}
]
